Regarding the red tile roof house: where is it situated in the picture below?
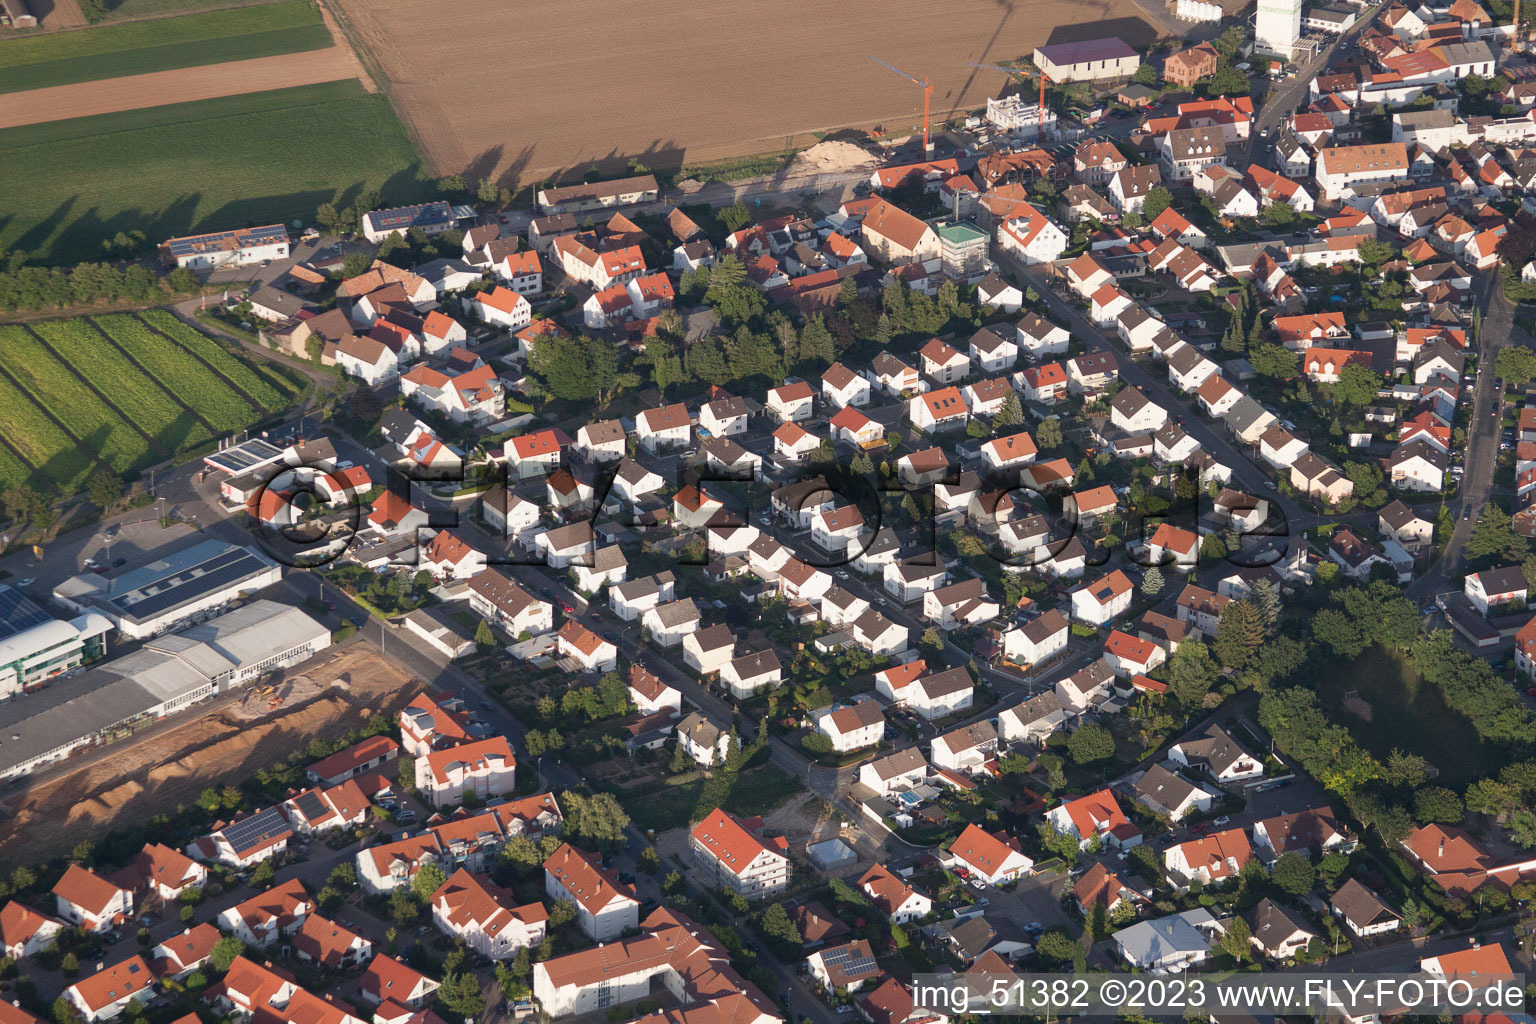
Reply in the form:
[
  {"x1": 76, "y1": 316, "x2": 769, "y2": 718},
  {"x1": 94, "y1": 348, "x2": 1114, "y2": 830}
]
[
  {"x1": 0, "y1": 901, "x2": 63, "y2": 959},
  {"x1": 398, "y1": 692, "x2": 475, "y2": 757},
  {"x1": 417, "y1": 736, "x2": 517, "y2": 809},
  {"x1": 690, "y1": 807, "x2": 791, "y2": 898},
  {"x1": 215, "y1": 958, "x2": 368, "y2": 1024},
  {"x1": 148, "y1": 921, "x2": 220, "y2": 980},
  {"x1": 543, "y1": 842, "x2": 640, "y2": 941},
  {"x1": 215, "y1": 877, "x2": 313, "y2": 948},
  {"x1": 1103, "y1": 629, "x2": 1167, "y2": 678},
  {"x1": 292, "y1": 913, "x2": 374, "y2": 970},
  {"x1": 64, "y1": 954, "x2": 155, "y2": 1022},
  {"x1": 306, "y1": 735, "x2": 400, "y2": 787},
  {"x1": 1046, "y1": 789, "x2": 1142, "y2": 850},
  {"x1": 52, "y1": 865, "x2": 133, "y2": 933},
  {"x1": 947, "y1": 823, "x2": 1033, "y2": 885},
  {"x1": 430, "y1": 868, "x2": 548, "y2": 960},
  {"x1": 117, "y1": 842, "x2": 207, "y2": 902},
  {"x1": 858, "y1": 864, "x2": 933, "y2": 923},
  {"x1": 360, "y1": 953, "x2": 441, "y2": 1008}
]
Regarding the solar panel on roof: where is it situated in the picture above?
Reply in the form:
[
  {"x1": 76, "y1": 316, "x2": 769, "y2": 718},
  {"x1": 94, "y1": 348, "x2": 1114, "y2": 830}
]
[
  {"x1": 293, "y1": 791, "x2": 327, "y2": 821},
  {"x1": 221, "y1": 806, "x2": 289, "y2": 853},
  {"x1": 821, "y1": 946, "x2": 878, "y2": 974},
  {"x1": 108, "y1": 548, "x2": 273, "y2": 621},
  {"x1": 204, "y1": 438, "x2": 285, "y2": 474},
  {"x1": 0, "y1": 587, "x2": 53, "y2": 641}
]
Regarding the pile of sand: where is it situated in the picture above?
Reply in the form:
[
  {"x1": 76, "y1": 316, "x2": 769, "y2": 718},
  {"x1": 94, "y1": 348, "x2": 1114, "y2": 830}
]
[{"x1": 787, "y1": 140, "x2": 878, "y2": 176}]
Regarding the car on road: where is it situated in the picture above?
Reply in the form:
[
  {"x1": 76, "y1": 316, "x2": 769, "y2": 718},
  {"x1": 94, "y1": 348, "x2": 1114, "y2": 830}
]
[
  {"x1": 561, "y1": 603, "x2": 575, "y2": 614},
  {"x1": 16, "y1": 578, "x2": 33, "y2": 587},
  {"x1": 834, "y1": 570, "x2": 850, "y2": 580},
  {"x1": 1420, "y1": 606, "x2": 1437, "y2": 616},
  {"x1": 1213, "y1": 816, "x2": 1230, "y2": 827},
  {"x1": 396, "y1": 808, "x2": 416, "y2": 824},
  {"x1": 1263, "y1": 480, "x2": 1277, "y2": 490}
]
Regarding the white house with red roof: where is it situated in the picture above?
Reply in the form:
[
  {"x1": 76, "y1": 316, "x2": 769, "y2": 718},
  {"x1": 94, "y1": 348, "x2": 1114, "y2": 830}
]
[
  {"x1": 121, "y1": 842, "x2": 207, "y2": 901},
  {"x1": 981, "y1": 431, "x2": 1038, "y2": 471},
  {"x1": 217, "y1": 877, "x2": 312, "y2": 948},
  {"x1": 545, "y1": 842, "x2": 640, "y2": 940},
  {"x1": 0, "y1": 901, "x2": 62, "y2": 959},
  {"x1": 474, "y1": 286, "x2": 532, "y2": 331},
  {"x1": 997, "y1": 205, "x2": 1069, "y2": 264},
  {"x1": 858, "y1": 864, "x2": 932, "y2": 923},
  {"x1": 292, "y1": 914, "x2": 373, "y2": 970},
  {"x1": 555, "y1": 621, "x2": 618, "y2": 672},
  {"x1": 1146, "y1": 523, "x2": 1200, "y2": 569},
  {"x1": 919, "y1": 338, "x2": 970, "y2": 384},
  {"x1": 1164, "y1": 829, "x2": 1253, "y2": 888},
  {"x1": 53, "y1": 867, "x2": 132, "y2": 933},
  {"x1": 815, "y1": 700, "x2": 885, "y2": 753},
  {"x1": 417, "y1": 736, "x2": 517, "y2": 808},
  {"x1": 398, "y1": 693, "x2": 474, "y2": 757},
  {"x1": 64, "y1": 954, "x2": 155, "y2": 1022},
  {"x1": 1047, "y1": 789, "x2": 1142, "y2": 849},
  {"x1": 774, "y1": 421, "x2": 821, "y2": 462},
  {"x1": 148, "y1": 921, "x2": 220, "y2": 980},
  {"x1": 636, "y1": 402, "x2": 692, "y2": 453},
  {"x1": 1104, "y1": 630, "x2": 1167, "y2": 677},
  {"x1": 910, "y1": 386, "x2": 970, "y2": 433},
  {"x1": 822, "y1": 361, "x2": 871, "y2": 408},
  {"x1": 767, "y1": 380, "x2": 816, "y2": 423},
  {"x1": 504, "y1": 427, "x2": 569, "y2": 479},
  {"x1": 495, "y1": 249, "x2": 544, "y2": 294},
  {"x1": 689, "y1": 807, "x2": 790, "y2": 898},
  {"x1": 1018, "y1": 362, "x2": 1068, "y2": 403},
  {"x1": 419, "y1": 530, "x2": 485, "y2": 580},
  {"x1": 947, "y1": 824, "x2": 1033, "y2": 884},
  {"x1": 830, "y1": 405, "x2": 884, "y2": 446},
  {"x1": 360, "y1": 952, "x2": 441, "y2": 1008},
  {"x1": 430, "y1": 869, "x2": 547, "y2": 960},
  {"x1": 1070, "y1": 569, "x2": 1133, "y2": 626}
]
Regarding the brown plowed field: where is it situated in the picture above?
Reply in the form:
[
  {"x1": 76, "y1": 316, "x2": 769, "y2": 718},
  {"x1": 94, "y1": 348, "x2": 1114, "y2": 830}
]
[
  {"x1": 0, "y1": 643, "x2": 421, "y2": 864},
  {"x1": 329, "y1": 0, "x2": 1161, "y2": 187},
  {"x1": 0, "y1": 43, "x2": 368, "y2": 129}
]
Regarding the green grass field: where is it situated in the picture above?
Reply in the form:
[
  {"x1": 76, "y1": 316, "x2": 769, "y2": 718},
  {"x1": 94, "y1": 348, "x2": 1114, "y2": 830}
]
[
  {"x1": 91, "y1": 0, "x2": 291, "y2": 24},
  {"x1": 0, "y1": 312, "x2": 302, "y2": 496},
  {"x1": 0, "y1": 80, "x2": 433, "y2": 265},
  {"x1": 0, "y1": 1, "x2": 330, "y2": 94}
]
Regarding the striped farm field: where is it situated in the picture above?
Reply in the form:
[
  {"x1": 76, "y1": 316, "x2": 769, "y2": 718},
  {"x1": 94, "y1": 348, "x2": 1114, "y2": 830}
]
[
  {"x1": 93, "y1": 314, "x2": 260, "y2": 433},
  {"x1": 140, "y1": 310, "x2": 295, "y2": 410},
  {"x1": 30, "y1": 318, "x2": 216, "y2": 453},
  {"x1": 0, "y1": 366, "x2": 94, "y2": 492},
  {"x1": 0, "y1": 324, "x2": 151, "y2": 475},
  {"x1": 0, "y1": 312, "x2": 303, "y2": 500}
]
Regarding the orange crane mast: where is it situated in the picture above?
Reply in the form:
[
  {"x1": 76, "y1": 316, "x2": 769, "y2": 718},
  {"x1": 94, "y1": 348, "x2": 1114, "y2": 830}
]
[
  {"x1": 970, "y1": 60, "x2": 1050, "y2": 125},
  {"x1": 868, "y1": 54, "x2": 934, "y2": 154}
]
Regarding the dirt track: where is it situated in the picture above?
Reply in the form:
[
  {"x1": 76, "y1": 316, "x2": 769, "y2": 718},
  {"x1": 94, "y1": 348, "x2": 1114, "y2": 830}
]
[
  {"x1": 0, "y1": 643, "x2": 421, "y2": 864},
  {"x1": 328, "y1": 0, "x2": 1161, "y2": 186}
]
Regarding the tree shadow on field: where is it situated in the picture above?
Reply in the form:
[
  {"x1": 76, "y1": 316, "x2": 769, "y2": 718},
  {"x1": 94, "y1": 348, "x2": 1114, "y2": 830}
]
[{"x1": 541, "y1": 140, "x2": 686, "y2": 189}]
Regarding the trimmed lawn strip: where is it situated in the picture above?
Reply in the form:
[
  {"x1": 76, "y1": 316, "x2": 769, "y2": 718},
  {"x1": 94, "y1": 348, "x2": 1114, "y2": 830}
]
[
  {"x1": 139, "y1": 310, "x2": 291, "y2": 409},
  {"x1": 0, "y1": 325, "x2": 151, "y2": 473},
  {"x1": 33, "y1": 317, "x2": 215, "y2": 452},
  {"x1": 0, "y1": 369, "x2": 92, "y2": 491},
  {"x1": 93, "y1": 314, "x2": 258, "y2": 432}
]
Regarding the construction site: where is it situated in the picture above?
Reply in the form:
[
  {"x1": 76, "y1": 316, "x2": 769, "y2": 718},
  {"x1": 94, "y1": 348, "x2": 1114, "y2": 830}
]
[{"x1": 0, "y1": 639, "x2": 422, "y2": 864}]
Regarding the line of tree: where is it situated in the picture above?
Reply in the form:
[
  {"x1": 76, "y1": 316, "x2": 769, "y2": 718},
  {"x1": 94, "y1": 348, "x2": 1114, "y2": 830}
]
[{"x1": 0, "y1": 261, "x2": 200, "y2": 312}]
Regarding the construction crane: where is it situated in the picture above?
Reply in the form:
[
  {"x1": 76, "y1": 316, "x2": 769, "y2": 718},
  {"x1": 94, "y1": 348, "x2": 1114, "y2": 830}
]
[
  {"x1": 970, "y1": 60, "x2": 1049, "y2": 121},
  {"x1": 868, "y1": 54, "x2": 934, "y2": 154}
]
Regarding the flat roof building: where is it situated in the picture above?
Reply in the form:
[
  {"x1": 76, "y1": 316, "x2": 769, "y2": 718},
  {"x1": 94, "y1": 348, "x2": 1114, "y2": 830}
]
[
  {"x1": 0, "y1": 585, "x2": 113, "y2": 699},
  {"x1": 0, "y1": 600, "x2": 329, "y2": 781},
  {"x1": 1034, "y1": 38, "x2": 1140, "y2": 82},
  {"x1": 53, "y1": 540, "x2": 281, "y2": 640}
]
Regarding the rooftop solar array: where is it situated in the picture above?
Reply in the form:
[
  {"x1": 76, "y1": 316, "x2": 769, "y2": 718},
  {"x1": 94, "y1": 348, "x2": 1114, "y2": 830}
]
[
  {"x1": 821, "y1": 945, "x2": 879, "y2": 975},
  {"x1": 106, "y1": 544, "x2": 276, "y2": 622},
  {"x1": 204, "y1": 438, "x2": 286, "y2": 474},
  {"x1": 0, "y1": 586, "x2": 53, "y2": 642},
  {"x1": 163, "y1": 224, "x2": 287, "y2": 258},
  {"x1": 365, "y1": 201, "x2": 454, "y2": 232},
  {"x1": 221, "y1": 805, "x2": 290, "y2": 854},
  {"x1": 293, "y1": 790, "x2": 328, "y2": 822}
]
